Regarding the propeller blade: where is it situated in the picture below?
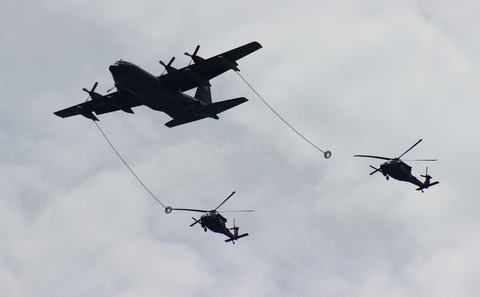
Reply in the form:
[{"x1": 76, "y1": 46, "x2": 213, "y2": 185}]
[
  {"x1": 82, "y1": 82, "x2": 99, "y2": 94},
  {"x1": 354, "y1": 154, "x2": 391, "y2": 161},
  {"x1": 160, "y1": 56, "x2": 175, "y2": 69},
  {"x1": 107, "y1": 85, "x2": 116, "y2": 93},
  {"x1": 185, "y1": 45, "x2": 200, "y2": 57},
  {"x1": 213, "y1": 191, "x2": 236, "y2": 212},
  {"x1": 398, "y1": 139, "x2": 422, "y2": 159},
  {"x1": 193, "y1": 45, "x2": 200, "y2": 56},
  {"x1": 91, "y1": 82, "x2": 98, "y2": 93},
  {"x1": 168, "y1": 56, "x2": 175, "y2": 67}
]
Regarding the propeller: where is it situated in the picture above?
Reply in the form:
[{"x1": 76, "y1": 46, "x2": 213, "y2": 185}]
[
  {"x1": 185, "y1": 45, "x2": 201, "y2": 61},
  {"x1": 159, "y1": 56, "x2": 176, "y2": 72},
  {"x1": 82, "y1": 82, "x2": 99, "y2": 101}
]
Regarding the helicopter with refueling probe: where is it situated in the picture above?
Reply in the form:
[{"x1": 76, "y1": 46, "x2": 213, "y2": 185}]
[{"x1": 165, "y1": 191, "x2": 253, "y2": 243}]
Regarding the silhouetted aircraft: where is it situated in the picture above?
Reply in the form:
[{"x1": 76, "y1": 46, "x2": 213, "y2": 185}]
[
  {"x1": 165, "y1": 191, "x2": 253, "y2": 243},
  {"x1": 355, "y1": 139, "x2": 439, "y2": 192},
  {"x1": 54, "y1": 42, "x2": 262, "y2": 127}
]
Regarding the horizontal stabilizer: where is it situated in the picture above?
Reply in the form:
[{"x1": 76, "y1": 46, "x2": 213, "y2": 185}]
[
  {"x1": 416, "y1": 181, "x2": 439, "y2": 191},
  {"x1": 225, "y1": 233, "x2": 249, "y2": 242},
  {"x1": 165, "y1": 97, "x2": 248, "y2": 128}
]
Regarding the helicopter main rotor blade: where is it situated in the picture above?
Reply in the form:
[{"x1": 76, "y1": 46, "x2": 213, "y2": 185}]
[
  {"x1": 354, "y1": 155, "x2": 391, "y2": 161},
  {"x1": 213, "y1": 191, "x2": 236, "y2": 212},
  {"x1": 218, "y1": 210, "x2": 254, "y2": 213},
  {"x1": 397, "y1": 139, "x2": 422, "y2": 159},
  {"x1": 401, "y1": 159, "x2": 437, "y2": 162},
  {"x1": 171, "y1": 208, "x2": 209, "y2": 213}
]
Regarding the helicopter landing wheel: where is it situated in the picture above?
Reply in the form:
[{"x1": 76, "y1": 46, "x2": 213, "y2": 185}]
[
  {"x1": 204, "y1": 228, "x2": 207, "y2": 232},
  {"x1": 386, "y1": 176, "x2": 389, "y2": 180}
]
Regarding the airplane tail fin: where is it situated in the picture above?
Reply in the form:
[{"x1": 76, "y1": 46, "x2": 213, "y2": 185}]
[{"x1": 194, "y1": 85, "x2": 212, "y2": 105}]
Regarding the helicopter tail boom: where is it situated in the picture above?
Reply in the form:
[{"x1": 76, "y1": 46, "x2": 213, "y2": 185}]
[{"x1": 416, "y1": 167, "x2": 439, "y2": 192}]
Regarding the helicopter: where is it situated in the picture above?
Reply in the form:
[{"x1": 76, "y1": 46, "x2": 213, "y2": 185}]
[
  {"x1": 165, "y1": 191, "x2": 253, "y2": 243},
  {"x1": 354, "y1": 139, "x2": 439, "y2": 192}
]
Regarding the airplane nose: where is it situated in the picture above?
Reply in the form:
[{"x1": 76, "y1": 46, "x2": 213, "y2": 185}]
[{"x1": 109, "y1": 64, "x2": 119, "y2": 75}]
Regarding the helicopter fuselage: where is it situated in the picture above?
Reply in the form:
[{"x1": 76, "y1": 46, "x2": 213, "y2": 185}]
[
  {"x1": 200, "y1": 212, "x2": 235, "y2": 238},
  {"x1": 355, "y1": 139, "x2": 439, "y2": 191},
  {"x1": 380, "y1": 160, "x2": 423, "y2": 187}
]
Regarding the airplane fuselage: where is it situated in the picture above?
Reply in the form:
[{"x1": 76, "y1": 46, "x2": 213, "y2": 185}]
[{"x1": 109, "y1": 60, "x2": 206, "y2": 119}]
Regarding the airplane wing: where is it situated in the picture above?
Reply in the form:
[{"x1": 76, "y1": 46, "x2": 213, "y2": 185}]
[
  {"x1": 165, "y1": 97, "x2": 248, "y2": 128},
  {"x1": 54, "y1": 91, "x2": 142, "y2": 121},
  {"x1": 159, "y1": 41, "x2": 262, "y2": 92}
]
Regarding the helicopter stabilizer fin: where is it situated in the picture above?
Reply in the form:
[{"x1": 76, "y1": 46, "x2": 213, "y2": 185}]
[
  {"x1": 416, "y1": 181, "x2": 439, "y2": 192},
  {"x1": 225, "y1": 233, "x2": 249, "y2": 243}
]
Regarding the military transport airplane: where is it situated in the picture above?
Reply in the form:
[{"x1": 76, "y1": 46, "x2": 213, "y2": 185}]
[{"x1": 54, "y1": 41, "x2": 262, "y2": 127}]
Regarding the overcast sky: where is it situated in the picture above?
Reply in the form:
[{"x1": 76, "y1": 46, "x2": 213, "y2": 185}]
[{"x1": 1, "y1": 0, "x2": 480, "y2": 296}]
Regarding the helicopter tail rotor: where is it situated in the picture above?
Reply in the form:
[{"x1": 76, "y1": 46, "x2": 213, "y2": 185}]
[
  {"x1": 225, "y1": 219, "x2": 249, "y2": 244},
  {"x1": 230, "y1": 219, "x2": 239, "y2": 237},
  {"x1": 420, "y1": 167, "x2": 432, "y2": 184}
]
